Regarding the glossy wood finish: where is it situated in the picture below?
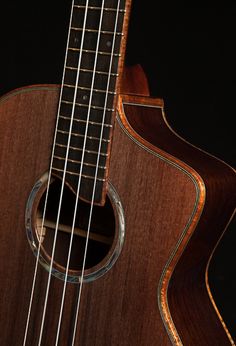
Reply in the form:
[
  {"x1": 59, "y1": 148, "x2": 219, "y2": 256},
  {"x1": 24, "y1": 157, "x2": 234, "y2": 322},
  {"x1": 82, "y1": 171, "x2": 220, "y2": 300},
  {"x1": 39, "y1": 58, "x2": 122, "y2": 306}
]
[
  {"x1": 0, "y1": 71, "x2": 235, "y2": 344},
  {"x1": 121, "y1": 95, "x2": 236, "y2": 345},
  {"x1": 0, "y1": 85, "x2": 188, "y2": 345}
]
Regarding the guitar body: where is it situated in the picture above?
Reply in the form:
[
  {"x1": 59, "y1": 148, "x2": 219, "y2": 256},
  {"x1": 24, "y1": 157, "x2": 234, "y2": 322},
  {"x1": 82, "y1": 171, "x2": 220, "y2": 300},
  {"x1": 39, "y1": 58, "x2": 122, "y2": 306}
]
[{"x1": 0, "y1": 67, "x2": 235, "y2": 345}]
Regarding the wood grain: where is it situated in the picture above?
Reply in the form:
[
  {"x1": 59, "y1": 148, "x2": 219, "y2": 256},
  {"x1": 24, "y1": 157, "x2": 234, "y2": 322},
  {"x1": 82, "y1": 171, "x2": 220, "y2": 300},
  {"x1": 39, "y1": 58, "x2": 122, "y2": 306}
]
[
  {"x1": 120, "y1": 94, "x2": 236, "y2": 345},
  {"x1": 0, "y1": 69, "x2": 235, "y2": 345}
]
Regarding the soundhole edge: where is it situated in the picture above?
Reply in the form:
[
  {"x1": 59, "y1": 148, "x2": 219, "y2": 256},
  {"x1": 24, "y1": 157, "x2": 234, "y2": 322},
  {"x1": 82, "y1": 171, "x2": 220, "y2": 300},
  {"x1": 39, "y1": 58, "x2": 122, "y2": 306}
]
[{"x1": 25, "y1": 172, "x2": 125, "y2": 283}]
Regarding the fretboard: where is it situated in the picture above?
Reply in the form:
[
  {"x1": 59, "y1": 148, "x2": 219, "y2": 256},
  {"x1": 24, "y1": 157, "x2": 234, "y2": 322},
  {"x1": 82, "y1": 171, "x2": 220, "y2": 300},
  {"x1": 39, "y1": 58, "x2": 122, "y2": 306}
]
[{"x1": 52, "y1": 0, "x2": 128, "y2": 204}]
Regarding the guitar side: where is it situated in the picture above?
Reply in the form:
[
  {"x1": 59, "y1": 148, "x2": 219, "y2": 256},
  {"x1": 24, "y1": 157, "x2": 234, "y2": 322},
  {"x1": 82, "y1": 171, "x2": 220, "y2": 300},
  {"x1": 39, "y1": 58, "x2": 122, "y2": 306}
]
[{"x1": 0, "y1": 70, "x2": 235, "y2": 344}]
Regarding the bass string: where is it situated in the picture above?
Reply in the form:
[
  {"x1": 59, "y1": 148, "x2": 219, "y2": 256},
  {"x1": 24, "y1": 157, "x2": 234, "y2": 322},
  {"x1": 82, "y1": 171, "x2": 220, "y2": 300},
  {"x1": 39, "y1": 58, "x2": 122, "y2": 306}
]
[
  {"x1": 54, "y1": 1, "x2": 108, "y2": 345},
  {"x1": 23, "y1": 0, "x2": 122, "y2": 344},
  {"x1": 55, "y1": 0, "x2": 123, "y2": 342},
  {"x1": 36, "y1": 1, "x2": 92, "y2": 345},
  {"x1": 22, "y1": 0, "x2": 78, "y2": 345},
  {"x1": 70, "y1": 1, "x2": 123, "y2": 344}
]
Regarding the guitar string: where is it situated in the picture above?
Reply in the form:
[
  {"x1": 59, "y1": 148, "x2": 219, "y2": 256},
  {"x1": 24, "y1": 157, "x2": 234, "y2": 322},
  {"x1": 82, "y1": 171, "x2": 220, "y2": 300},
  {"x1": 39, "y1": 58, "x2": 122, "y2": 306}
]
[
  {"x1": 23, "y1": 0, "x2": 121, "y2": 344},
  {"x1": 36, "y1": 1, "x2": 91, "y2": 345},
  {"x1": 22, "y1": 0, "x2": 77, "y2": 345},
  {"x1": 70, "y1": 1, "x2": 122, "y2": 344},
  {"x1": 54, "y1": 1, "x2": 107, "y2": 345}
]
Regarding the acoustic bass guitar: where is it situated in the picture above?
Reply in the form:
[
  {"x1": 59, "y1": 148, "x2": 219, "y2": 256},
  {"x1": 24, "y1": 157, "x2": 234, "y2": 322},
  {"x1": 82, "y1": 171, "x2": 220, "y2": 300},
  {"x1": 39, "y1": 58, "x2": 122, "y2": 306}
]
[{"x1": 0, "y1": 0, "x2": 235, "y2": 345}]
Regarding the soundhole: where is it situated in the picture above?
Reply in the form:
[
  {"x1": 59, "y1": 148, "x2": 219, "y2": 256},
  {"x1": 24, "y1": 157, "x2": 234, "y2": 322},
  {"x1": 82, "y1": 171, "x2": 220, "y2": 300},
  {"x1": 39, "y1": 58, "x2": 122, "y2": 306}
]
[{"x1": 26, "y1": 173, "x2": 125, "y2": 282}]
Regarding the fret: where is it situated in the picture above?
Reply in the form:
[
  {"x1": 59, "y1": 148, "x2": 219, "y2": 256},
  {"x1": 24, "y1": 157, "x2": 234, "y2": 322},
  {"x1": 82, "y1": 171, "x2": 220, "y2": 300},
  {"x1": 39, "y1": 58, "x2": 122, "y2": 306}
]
[
  {"x1": 73, "y1": 5, "x2": 126, "y2": 13},
  {"x1": 52, "y1": 155, "x2": 106, "y2": 180},
  {"x1": 69, "y1": 32, "x2": 122, "y2": 62},
  {"x1": 71, "y1": 27, "x2": 123, "y2": 36},
  {"x1": 74, "y1": 0, "x2": 126, "y2": 8},
  {"x1": 66, "y1": 49, "x2": 119, "y2": 74},
  {"x1": 64, "y1": 84, "x2": 116, "y2": 95},
  {"x1": 68, "y1": 47, "x2": 121, "y2": 57},
  {"x1": 69, "y1": 29, "x2": 122, "y2": 64},
  {"x1": 59, "y1": 115, "x2": 113, "y2": 128},
  {"x1": 54, "y1": 144, "x2": 107, "y2": 171},
  {"x1": 61, "y1": 100, "x2": 114, "y2": 112},
  {"x1": 65, "y1": 66, "x2": 119, "y2": 77},
  {"x1": 55, "y1": 143, "x2": 108, "y2": 157},
  {"x1": 64, "y1": 68, "x2": 117, "y2": 93},
  {"x1": 57, "y1": 129, "x2": 110, "y2": 143},
  {"x1": 57, "y1": 116, "x2": 111, "y2": 143},
  {"x1": 54, "y1": 146, "x2": 108, "y2": 181},
  {"x1": 71, "y1": 5, "x2": 125, "y2": 33},
  {"x1": 52, "y1": 154, "x2": 107, "y2": 180},
  {"x1": 54, "y1": 155, "x2": 107, "y2": 170},
  {"x1": 62, "y1": 85, "x2": 115, "y2": 109},
  {"x1": 59, "y1": 102, "x2": 113, "y2": 125},
  {"x1": 56, "y1": 132, "x2": 109, "y2": 155},
  {"x1": 52, "y1": 167, "x2": 106, "y2": 182}
]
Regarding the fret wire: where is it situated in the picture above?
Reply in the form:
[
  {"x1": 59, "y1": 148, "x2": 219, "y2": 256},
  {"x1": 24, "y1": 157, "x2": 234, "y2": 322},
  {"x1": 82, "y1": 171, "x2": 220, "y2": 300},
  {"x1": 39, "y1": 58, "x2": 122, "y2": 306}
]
[
  {"x1": 61, "y1": 100, "x2": 114, "y2": 112},
  {"x1": 55, "y1": 143, "x2": 109, "y2": 157},
  {"x1": 62, "y1": 88, "x2": 115, "y2": 109},
  {"x1": 59, "y1": 115, "x2": 112, "y2": 128},
  {"x1": 73, "y1": 5, "x2": 126, "y2": 13},
  {"x1": 54, "y1": 155, "x2": 106, "y2": 169},
  {"x1": 57, "y1": 129, "x2": 110, "y2": 142},
  {"x1": 68, "y1": 47, "x2": 121, "y2": 57},
  {"x1": 64, "y1": 84, "x2": 116, "y2": 95},
  {"x1": 52, "y1": 167, "x2": 106, "y2": 182},
  {"x1": 66, "y1": 50, "x2": 119, "y2": 73},
  {"x1": 71, "y1": 27, "x2": 123, "y2": 35},
  {"x1": 66, "y1": 65, "x2": 119, "y2": 76}
]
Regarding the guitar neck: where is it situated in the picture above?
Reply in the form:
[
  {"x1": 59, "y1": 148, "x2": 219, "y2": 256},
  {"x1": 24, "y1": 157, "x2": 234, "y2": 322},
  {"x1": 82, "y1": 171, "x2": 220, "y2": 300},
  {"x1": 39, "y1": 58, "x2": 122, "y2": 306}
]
[{"x1": 51, "y1": 0, "x2": 131, "y2": 205}]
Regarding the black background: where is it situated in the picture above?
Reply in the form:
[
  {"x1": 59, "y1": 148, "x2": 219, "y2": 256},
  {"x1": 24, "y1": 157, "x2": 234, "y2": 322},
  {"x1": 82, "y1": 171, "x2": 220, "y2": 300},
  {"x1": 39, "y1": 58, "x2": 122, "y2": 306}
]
[{"x1": 0, "y1": 1, "x2": 235, "y2": 339}]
